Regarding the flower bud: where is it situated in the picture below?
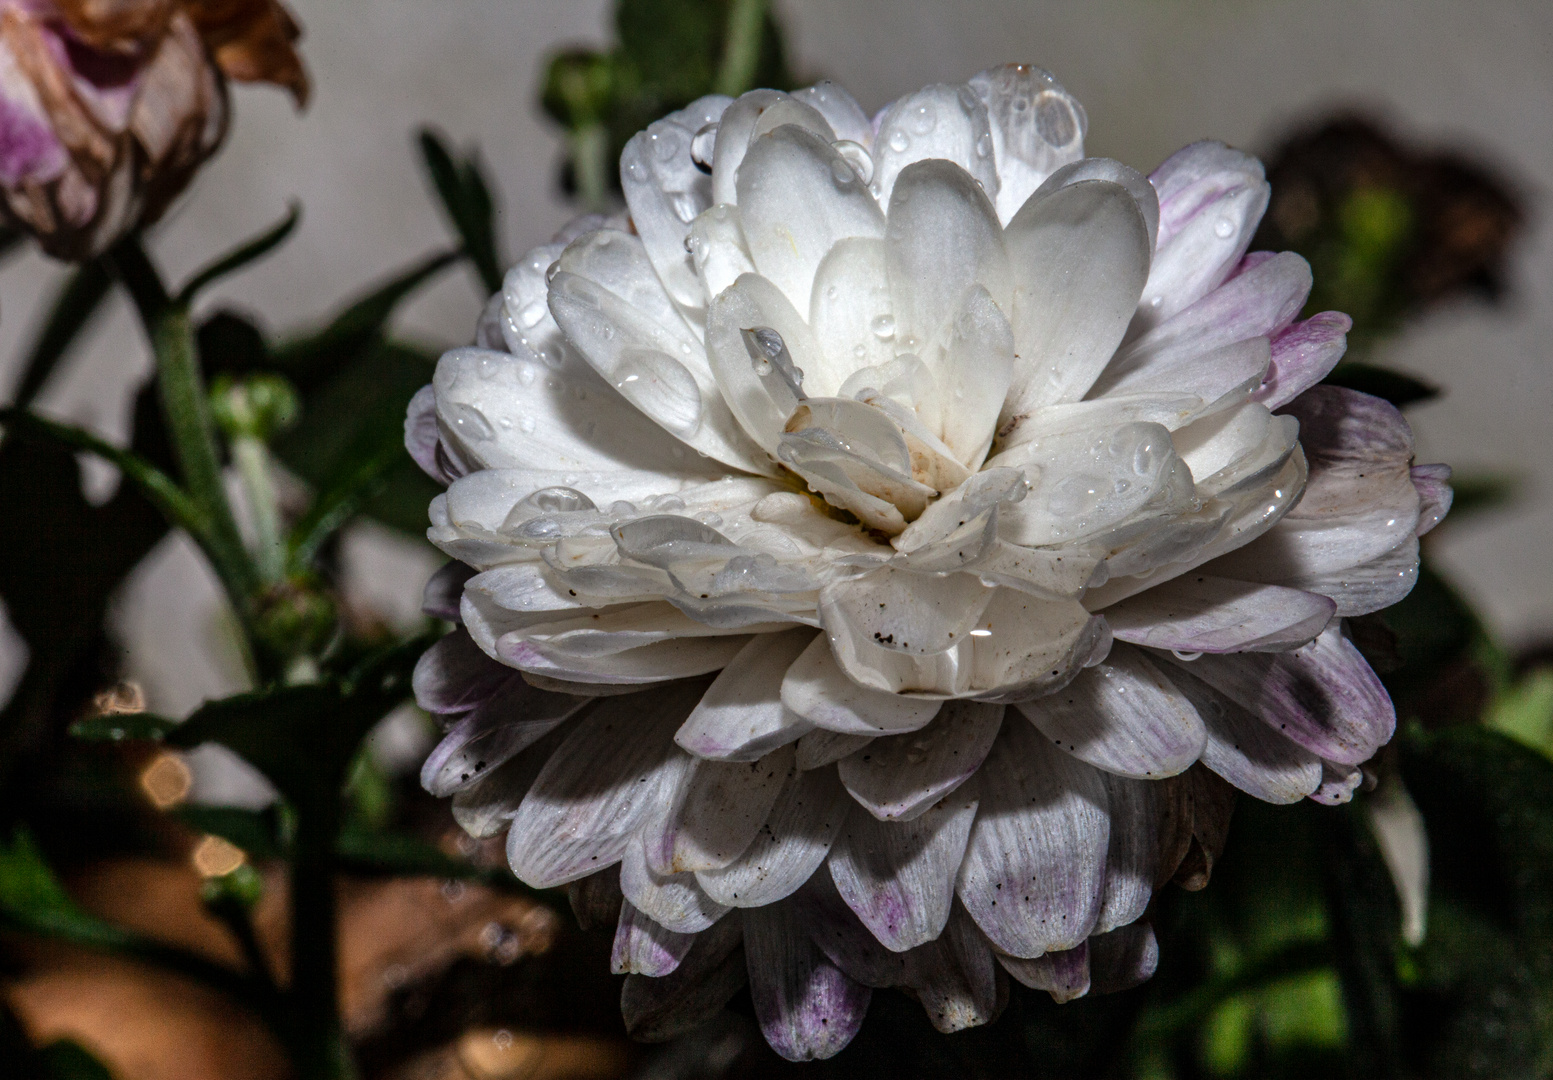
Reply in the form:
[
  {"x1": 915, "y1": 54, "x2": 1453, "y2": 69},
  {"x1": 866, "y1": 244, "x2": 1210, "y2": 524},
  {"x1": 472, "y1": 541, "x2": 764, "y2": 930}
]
[
  {"x1": 0, "y1": 0, "x2": 307, "y2": 260},
  {"x1": 210, "y1": 371, "x2": 298, "y2": 442}
]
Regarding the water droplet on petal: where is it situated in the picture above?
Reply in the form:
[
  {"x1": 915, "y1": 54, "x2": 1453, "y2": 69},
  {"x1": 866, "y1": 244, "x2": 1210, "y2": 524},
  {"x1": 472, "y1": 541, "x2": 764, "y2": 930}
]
[
  {"x1": 832, "y1": 140, "x2": 874, "y2": 184},
  {"x1": 518, "y1": 300, "x2": 547, "y2": 328},
  {"x1": 519, "y1": 415, "x2": 536, "y2": 435},
  {"x1": 871, "y1": 314, "x2": 896, "y2": 340},
  {"x1": 831, "y1": 158, "x2": 855, "y2": 186},
  {"x1": 975, "y1": 132, "x2": 992, "y2": 159},
  {"x1": 1171, "y1": 649, "x2": 1204, "y2": 662},
  {"x1": 544, "y1": 261, "x2": 560, "y2": 283},
  {"x1": 446, "y1": 404, "x2": 494, "y2": 441},
  {"x1": 888, "y1": 130, "x2": 910, "y2": 153},
  {"x1": 612, "y1": 349, "x2": 704, "y2": 436},
  {"x1": 1214, "y1": 217, "x2": 1235, "y2": 239},
  {"x1": 911, "y1": 103, "x2": 937, "y2": 135},
  {"x1": 695, "y1": 511, "x2": 724, "y2": 527},
  {"x1": 690, "y1": 123, "x2": 718, "y2": 171},
  {"x1": 626, "y1": 159, "x2": 648, "y2": 182}
]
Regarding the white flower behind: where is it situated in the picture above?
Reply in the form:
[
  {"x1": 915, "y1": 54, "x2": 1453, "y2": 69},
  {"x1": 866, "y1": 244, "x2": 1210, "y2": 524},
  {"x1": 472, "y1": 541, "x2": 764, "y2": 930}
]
[{"x1": 406, "y1": 64, "x2": 1449, "y2": 1061}]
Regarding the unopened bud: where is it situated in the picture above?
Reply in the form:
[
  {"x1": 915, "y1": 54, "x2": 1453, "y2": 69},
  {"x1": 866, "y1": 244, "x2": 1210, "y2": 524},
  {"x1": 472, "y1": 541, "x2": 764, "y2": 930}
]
[{"x1": 210, "y1": 372, "x2": 298, "y2": 441}]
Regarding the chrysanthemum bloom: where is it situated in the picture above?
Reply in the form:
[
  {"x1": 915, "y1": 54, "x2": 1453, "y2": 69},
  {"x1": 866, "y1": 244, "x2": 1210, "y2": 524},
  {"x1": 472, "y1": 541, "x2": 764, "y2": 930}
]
[
  {"x1": 0, "y1": 0, "x2": 307, "y2": 260},
  {"x1": 407, "y1": 66, "x2": 1451, "y2": 1060}
]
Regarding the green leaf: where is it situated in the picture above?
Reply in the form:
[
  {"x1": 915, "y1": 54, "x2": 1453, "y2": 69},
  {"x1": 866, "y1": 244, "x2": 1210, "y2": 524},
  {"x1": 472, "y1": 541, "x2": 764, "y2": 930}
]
[
  {"x1": 176, "y1": 203, "x2": 301, "y2": 305},
  {"x1": 0, "y1": 829, "x2": 75, "y2": 915},
  {"x1": 68, "y1": 712, "x2": 177, "y2": 743},
  {"x1": 173, "y1": 805, "x2": 287, "y2": 860},
  {"x1": 37, "y1": 1041, "x2": 115, "y2": 1080},
  {"x1": 0, "y1": 408, "x2": 204, "y2": 542},
  {"x1": 1485, "y1": 667, "x2": 1553, "y2": 753},
  {"x1": 418, "y1": 130, "x2": 503, "y2": 294},
  {"x1": 1323, "y1": 362, "x2": 1439, "y2": 407},
  {"x1": 12, "y1": 258, "x2": 115, "y2": 408},
  {"x1": 269, "y1": 250, "x2": 458, "y2": 386}
]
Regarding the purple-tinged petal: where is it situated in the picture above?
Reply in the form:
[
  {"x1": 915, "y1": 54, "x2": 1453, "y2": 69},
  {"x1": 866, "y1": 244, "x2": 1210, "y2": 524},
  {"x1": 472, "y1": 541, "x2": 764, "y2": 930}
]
[
  {"x1": 796, "y1": 870, "x2": 910, "y2": 988},
  {"x1": 1018, "y1": 644, "x2": 1205, "y2": 779},
  {"x1": 621, "y1": 913, "x2": 746, "y2": 1043},
  {"x1": 405, "y1": 384, "x2": 453, "y2": 484},
  {"x1": 412, "y1": 630, "x2": 513, "y2": 715},
  {"x1": 697, "y1": 765, "x2": 852, "y2": 908},
  {"x1": 1411, "y1": 464, "x2": 1453, "y2": 537},
  {"x1": 745, "y1": 900, "x2": 872, "y2": 1061},
  {"x1": 1163, "y1": 663, "x2": 1322, "y2": 805},
  {"x1": 1309, "y1": 760, "x2": 1363, "y2": 806},
  {"x1": 1095, "y1": 774, "x2": 1162, "y2": 934},
  {"x1": 1104, "y1": 575, "x2": 1336, "y2": 654},
  {"x1": 422, "y1": 561, "x2": 475, "y2": 622},
  {"x1": 905, "y1": 905, "x2": 1002, "y2": 1033},
  {"x1": 838, "y1": 701, "x2": 1003, "y2": 821},
  {"x1": 505, "y1": 681, "x2": 703, "y2": 887},
  {"x1": 828, "y1": 782, "x2": 978, "y2": 951},
  {"x1": 648, "y1": 745, "x2": 795, "y2": 874},
  {"x1": 1089, "y1": 922, "x2": 1159, "y2": 995},
  {"x1": 998, "y1": 942, "x2": 1090, "y2": 1003},
  {"x1": 1164, "y1": 626, "x2": 1394, "y2": 766},
  {"x1": 450, "y1": 722, "x2": 572, "y2": 839},
  {"x1": 420, "y1": 678, "x2": 590, "y2": 796},
  {"x1": 1253, "y1": 311, "x2": 1351, "y2": 409},
  {"x1": 621, "y1": 837, "x2": 730, "y2": 933},
  {"x1": 675, "y1": 628, "x2": 817, "y2": 761},
  {"x1": 956, "y1": 720, "x2": 1109, "y2": 957},
  {"x1": 612, "y1": 899, "x2": 697, "y2": 976}
]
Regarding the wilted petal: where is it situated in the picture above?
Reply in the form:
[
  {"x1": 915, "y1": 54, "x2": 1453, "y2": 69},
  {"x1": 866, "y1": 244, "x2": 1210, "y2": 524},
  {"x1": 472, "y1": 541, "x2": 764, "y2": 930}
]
[
  {"x1": 957, "y1": 720, "x2": 1109, "y2": 957},
  {"x1": 698, "y1": 766, "x2": 852, "y2": 907},
  {"x1": 505, "y1": 681, "x2": 702, "y2": 886},
  {"x1": 745, "y1": 901, "x2": 872, "y2": 1061},
  {"x1": 839, "y1": 701, "x2": 1003, "y2": 821},
  {"x1": 1018, "y1": 644, "x2": 1205, "y2": 779},
  {"x1": 1103, "y1": 575, "x2": 1336, "y2": 654},
  {"x1": 828, "y1": 783, "x2": 978, "y2": 951},
  {"x1": 1310, "y1": 760, "x2": 1363, "y2": 806},
  {"x1": 1003, "y1": 178, "x2": 1151, "y2": 413},
  {"x1": 1166, "y1": 625, "x2": 1393, "y2": 766},
  {"x1": 905, "y1": 905, "x2": 1003, "y2": 1032},
  {"x1": 621, "y1": 913, "x2": 746, "y2": 1042},
  {"x1": 423, "y1": 561, "x2": 475, "y2": 622},
  {"x1": 612, "y1": 899, "x2": 697, "y2": 976},
  {"x1": 998, "y1": 942, "x2": 1090, "y2": 1003}
]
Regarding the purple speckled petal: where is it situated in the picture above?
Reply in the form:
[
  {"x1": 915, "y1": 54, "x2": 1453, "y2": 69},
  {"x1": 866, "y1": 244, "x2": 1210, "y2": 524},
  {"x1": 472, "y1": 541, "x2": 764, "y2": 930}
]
[
  {"x1": 838, "y1": 701, "x2": 1003, "y2": 821},
  {"x1": 1164, "y1": 626, "x2": 1395, "y2": 766},
  {"x1": 828, "y1": 781, "x2": 978, "y2": 951},
  {"x1": 1017, "y1": 644, "x2": 1205, "y2": 779},
  {"x1": 612, "y1": 899, "x2": 697, "y2": 976},
  {"x1": 422, "y1": 561, "x2": 475, "y2": 622},
  {"x1": 412, "y1": 630, "x2": 515, "y2": 714},
  {"x1": 419, "y1": 677, "x2": 590, "y2": 797},
  {"x1": 745, "y1": 899, "x2": 872, "y2": 1061},
  {"x1": 956, "y1": 720, "x2": 1109, "y2": 957},
  {"x1": 647, "y1": 745, "x2": 795, "y2": 874},
  {"x1": 998, "y1": 941, "x2": 1091, "y2": 1003},
  {"x1": 1088, "y1": 921, "x2": 1160, "y2": 995},
  {"x1": 1165, "y1": 663, "x2": 1323, "y2": 805},
  {"x1": 621, "y1": 912, "x2": 746, "y2": 1043},
  {"x1": 1411, "y1": 464, "x2": 1454, "y2": 537},
  {"x1": 796, "y1": 870, "x2": 909, "y2": 988},
  {"x1": 1105, "y1": 574, "x2": 1336, "y2": 654},
  {"x1": 0, "y1": 77, "x2": 68, "y2": 186},
  {"x1": 1253, "y1": 311, "x2": 1351, "y2": 409}
]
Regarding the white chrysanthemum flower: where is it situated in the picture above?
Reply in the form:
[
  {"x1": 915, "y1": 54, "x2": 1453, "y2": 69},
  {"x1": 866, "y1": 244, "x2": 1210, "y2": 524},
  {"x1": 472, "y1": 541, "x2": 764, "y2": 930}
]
[{"x1": 405, "y1": 65, "x2": 1452, "y2": 1060}]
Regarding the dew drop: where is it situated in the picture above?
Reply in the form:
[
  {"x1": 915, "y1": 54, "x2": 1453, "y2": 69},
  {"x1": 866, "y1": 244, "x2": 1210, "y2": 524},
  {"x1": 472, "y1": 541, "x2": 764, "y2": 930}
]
[
  {"x1": 626, "y1": 159, "x2": 648, "y2": 182},
  {"x1": 831, "y1": 158, "x2": 855, "y2": 186},
  {"x1": 690, "y1": 123, "x2": 718, "y2": 171},
  {"x1": 852, "y1": 344, "x2": 866, "y2": 358},
  {"x1": 518, "y1": 517, "x2": 560, "y2": 540},
  {"x1": 609, "y1": 500, "x2": 637, "y2": 516},
  {"x1": 517, "y1": 364, "x2": 537, "y2": 386},
  {"x1": 611, "y1": 349, "x2": 704, "y2": 436},
  {"x1": 525, "y1": 487, "x2": 595, "y2": 512},
  {"x1": 832, "y1": 140, "x2": 874, "y2": 184},
  {"x1": 1148, "y1": 295, "x2": 1163, "y2": 308},
  {"x1": 695, "y1": 512, "x2": 724, "y2": 527},
  {"x1": 826, "y1": 284, "x2": 839, "y2": 300},
  {"x1": 649, "y1": 129, "x2": 678, "y2": 162},
  {"x1": 910, "y1": 103, "x2": 937, "y2": 135},
  {"x1": 544, "y1": 260, "x2": 561, "y2": 283},
  {"x1": 975, "y1": 132, "x2": 992, "y2": 159},
  {"x1": 1213, "y1": 217, "x2": 1235, "y2": 239},
  {"x1": 1171, "y1": 650, "x2": 1204, "y2": 662},
  {"x1": 871, "y1": 314, "x2": 896, "y2": 340},
  {"x1": 518, "y1": 300, "x2": 547, "y2": 328},
  {"x1": 888, "y1": 130, "x2": 910, "y2": 153},
  {"x1": 519, "y1": 415, "x2": 536, "y2": 435},
  {"x1": 446, "y1": 404, "x2": 494, "y2": 441}
]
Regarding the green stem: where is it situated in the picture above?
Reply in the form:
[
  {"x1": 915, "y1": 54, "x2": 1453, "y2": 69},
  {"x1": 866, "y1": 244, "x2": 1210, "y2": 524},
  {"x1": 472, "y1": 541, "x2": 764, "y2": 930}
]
[
  {"x1": 570, "y1": 122, "x2": 611, "y2": 213},
  {"x1": 289, "y1": 791, "x2": 353, "y2": 1079},
  {"x1": 233, "y1": 436, "x2": 285, "y2": 582},
  {"x1": 714, "y1": 0, "x2": 768, "y2": 97}
]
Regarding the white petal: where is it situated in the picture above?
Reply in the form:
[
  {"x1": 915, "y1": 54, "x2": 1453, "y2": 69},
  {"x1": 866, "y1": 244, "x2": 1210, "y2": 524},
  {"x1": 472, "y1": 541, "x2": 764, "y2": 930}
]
[
  {"x1": 885, "y1": 159, "x2": 1010, "y2": 349},
  {"x1": 649, "y1": 745, "x2": 796, "y2": 874},
  {"x1": 1164, "y1": 662, "x2": 1323, "y2": 803},
  {"x1": 1136, "y1": 141, "x2": 1269, "y2": 333},
  {"x1": 705, "y1": 272, "x2": 826, "y2": 454},
  {"x1": 1017, "y1": 643, "x2": 1205, "y2": 778},
  {"x1": 931, "y1": 285, "x2": 1015, "y2": 469},
  {"x1": 1035, "y1": 158, "x2": 1160, "y2": 257},
  {"x1": 795, "y1": 730, "x2": 874, "y2": 770},
  {"x1": 1089, "y1": 334, "x2": 1271, "y2": 403},
  {"x1": 712, "y1": 90, "x2": 830, "y2": 207},
  {"x1": 781, "y1": 633, "x2": 944, "y2": 733},
  {"x1": 1096, "y1": 774, "x2": 1162, "y2": 933},
  {"x1": 737, "y1": 124, "x2": 886, "y2": 316},
  {"x1": 612, "y1": 898, "x2": 696, "y2": 976},
  {"x1": 837, "y1": 700, "x2": 1003, "y2": 822},
  {"x1": 620, "y1": 95, "x2": 732, "y2": 314},
  {"x1": 450, "y1": 723, "x2": 570, "y2": 838},
  {"x1": 968, "y1": 64, "x2": 1087, "y2": 224},
  {"x1": 829, "y1": 784, "x2": 979, "y2": 951},
  {"x1": 697, "y1": 765, "x2": 852, "y2": 907},
  {"x1": 420, "y1": 680, "x2": 589, "y2": 796},
  {"x1": 1170, "y1": 401, "x2": 1297, "y2": 496},
  {"x1": 548, "y1": 269, "x2": 770, "y2": 474},
  {"x1": 969, "y1": 589, "x2": 1111, "y2": 703},
  {"x1": 685, "y1": 203, "x2": 754, "y2": 299},
  {"x1": 498, "y1": 633, "x2": 753, "y2": 688},
  {"x1": 808, "y1": 237, "x2": 896, "y2": 393},
  {"x1": 871, "y1": 83, "x2": 998, "y2": 210},
  {"x1": 792, "y1": 81, "x2": 873, "y2": 147},
  {"x1": 1268, "y1": 537, "x2": 1420, "y2": 619},
  {"x1": 998, "y1": 393, "x2": 1206, "y2": 455},
  {"x1": 956, "y1": 719, "x2": 1109, "y2": 957},
  {"x1": 998, "y1": 943, "x2": 1090, "y2": 1002},
  {"x1": 1103, "y1": 574, "x2": 1336, "y2": 654},
  {"x1": 745, "y1": 900, "x2": 871, "y2": 1062},
  {"x1": 676, "y1": 628, "x2": 818, "y2": 760},
  {"x1": 1003, "y1": 179, "x2": 1151, "y2": 413},
  {"x1": 620, "y1": 834, "x2": 731, "y2": 933},
  {"x1": 505, "y1": 682, "x2": 701, "y2": 886}
]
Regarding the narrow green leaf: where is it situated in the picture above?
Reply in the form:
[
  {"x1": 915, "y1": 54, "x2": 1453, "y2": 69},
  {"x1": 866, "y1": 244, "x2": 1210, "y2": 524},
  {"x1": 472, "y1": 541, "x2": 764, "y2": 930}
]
[
  {"x1": 13, "y1": 258, "x2": 114, "y2": 408},
  {"x1": 418, "y1": 129, "x2": 503, "y2": 293},
  {"x1": 286, "y1": 436, "x2": 403, "y2": 571},
  {"x1": 176, "y1": 203, "x2": 301, "y2": 305},
  {"x1": 1323, "y1": 362, "x2": 1440, "y2": 407},
  {"x1": 0, "y1": 408, "x2": 204, "y2": 541},
  {"x1": 68, "y1": 712, "x2": 177, "y2": 742},
  {"x1": 269, "y1": 250, "x2": 459, "y2": 384}
]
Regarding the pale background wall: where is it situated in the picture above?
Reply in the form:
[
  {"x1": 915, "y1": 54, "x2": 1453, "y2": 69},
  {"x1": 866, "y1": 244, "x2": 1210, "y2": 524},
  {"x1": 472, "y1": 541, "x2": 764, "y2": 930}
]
[{"x1": 2, "y1": 1, "x2": 1549, "y2": 757}]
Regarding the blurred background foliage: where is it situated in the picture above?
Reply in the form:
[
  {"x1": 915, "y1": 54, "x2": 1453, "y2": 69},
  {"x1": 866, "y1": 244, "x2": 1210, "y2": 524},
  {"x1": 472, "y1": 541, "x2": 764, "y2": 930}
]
[{"x1": 0, "y1": 1, "x2": 1547, "y2": 1078}]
